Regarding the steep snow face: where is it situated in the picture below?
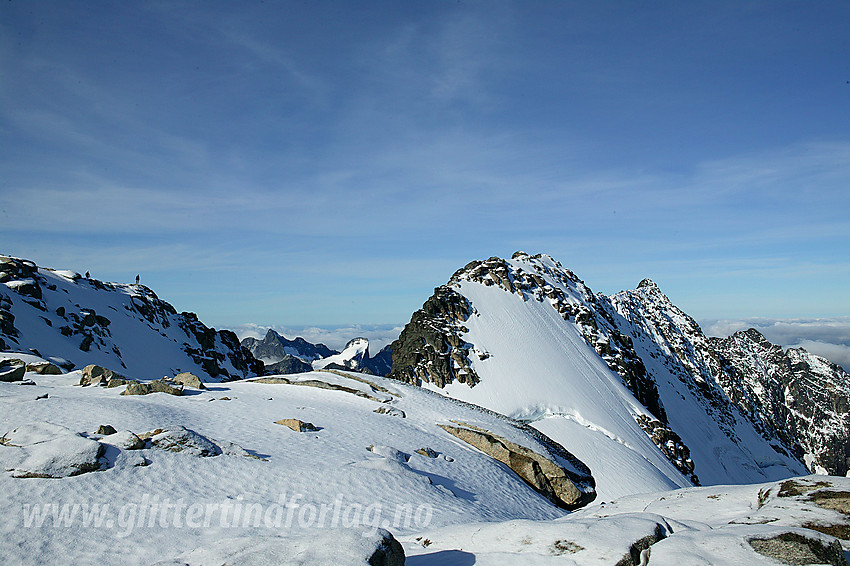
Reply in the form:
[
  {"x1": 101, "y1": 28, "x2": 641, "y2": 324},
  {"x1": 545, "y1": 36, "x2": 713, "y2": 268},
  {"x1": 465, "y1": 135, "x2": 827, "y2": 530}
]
[
  {"x1": 709, "y1": 329, "x2": 850, "y2": 476},
  {"x1": 391, "y1": 253, "x2": 694, "y2": 499},
  {"x1": 0, "y1": 256, "x2": 262, "y2": 381},
  {"x1": 608, "y1": 283, "x2": 807, "y2": 486},
  {"x1": 390, "y1": 252, "x2": 808, "y2": 499}
]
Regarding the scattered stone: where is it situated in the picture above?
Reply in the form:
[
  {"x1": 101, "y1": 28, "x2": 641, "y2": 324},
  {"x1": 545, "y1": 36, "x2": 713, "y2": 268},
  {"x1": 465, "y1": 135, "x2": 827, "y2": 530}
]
[
  {"x1": 416, "y1": 447, "x2": 439, "y2": 458},
  {"x1": 374, "y1": 406, "x2": 406, "y2": 418},
  {"x1": 35, "y1": 393, "x2": 48, "y2": 400},
  {"x1": 171, "y1": 372, "x2": 206, "y2": 389},
  {"x1": 275, "y1": 419, "x2": 317, "y2": 432},
  {"x1": 96, "y1": 424, "x2": 117, "y2": 436}
]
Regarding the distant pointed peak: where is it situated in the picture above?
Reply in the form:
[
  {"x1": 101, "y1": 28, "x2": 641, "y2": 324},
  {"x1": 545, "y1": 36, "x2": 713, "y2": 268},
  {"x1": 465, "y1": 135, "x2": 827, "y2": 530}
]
[{"x1": 638, "y1": 278, "x2": 659, "y2": 290}]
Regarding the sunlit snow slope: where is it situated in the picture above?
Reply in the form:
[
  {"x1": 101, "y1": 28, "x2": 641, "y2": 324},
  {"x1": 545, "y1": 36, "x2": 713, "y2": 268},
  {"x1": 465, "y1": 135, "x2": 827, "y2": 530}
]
[{"x1": 389, "y1": 252, "x2": 807, "y2": 499}]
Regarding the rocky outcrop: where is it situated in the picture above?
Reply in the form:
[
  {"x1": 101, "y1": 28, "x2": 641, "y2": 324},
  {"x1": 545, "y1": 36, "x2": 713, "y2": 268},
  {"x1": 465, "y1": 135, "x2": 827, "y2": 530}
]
[
  {"x1": 748, "y1": 531, "x2": 845, "y2": 566},
  {"x1": 141, "y1": 426, "x2": 219, "y2": 456},
  {"x1": 26, "y1": 361, "x2": 63, "y2": 375},
  {"x1": 388, "y1": 285, "x2": 478, "y2": 387},
  {"x1": 438, "y1": 422, "x2": 595, "y2": 510},
  {"x1": 710, "y1": 329, "x2": 850, "y2": 475}
]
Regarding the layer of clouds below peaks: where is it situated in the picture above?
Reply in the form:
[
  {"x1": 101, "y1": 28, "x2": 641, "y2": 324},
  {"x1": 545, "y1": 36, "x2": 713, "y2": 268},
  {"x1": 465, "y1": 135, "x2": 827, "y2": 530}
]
[
  {"x1": 231, "y1": 318, "x2": 850, "y2": 373},
  {"x1": 702, "y1": 317, "x2": 850, "y2": 372}
]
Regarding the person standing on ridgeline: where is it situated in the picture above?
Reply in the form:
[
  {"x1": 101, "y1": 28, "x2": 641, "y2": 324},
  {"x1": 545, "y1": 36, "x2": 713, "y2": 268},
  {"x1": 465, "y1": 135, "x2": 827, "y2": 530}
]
[{"x1": 136, "y1": 274, "x2": 140, "y2": 284}]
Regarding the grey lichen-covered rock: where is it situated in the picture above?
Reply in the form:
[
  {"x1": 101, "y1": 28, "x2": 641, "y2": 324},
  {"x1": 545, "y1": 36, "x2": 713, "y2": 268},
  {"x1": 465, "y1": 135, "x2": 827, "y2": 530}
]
[
  {"x1": 748, "y1": 531, "x2": 845, "y2": 566},
  {"x1": 275, "y1": 419, "x2": 318, "y2": 432},
  {"x1": 374, "y1": 406, "x2": 406, "y2": 418},
  {"x1": 80, "y1": 364, "x2": 126, "y2": 387},
  {"x1": 438, "y1": 423, "x2": 595, "y2": 510},
  {"x1": 26, "y1": 361, "x2": 63, "y2": 375},
  {"x1": 0, "y1": 359, "x2": 26, "y2": 382},
  {"x1": 142, "y1": 426, "x2": 220, "y2": 457},
  {"x1": 171, "y1": 371, "x2": 206, "y2": 389},
  {"x1": 121, "y1": 379, "x2": 183, "y2": 396}
]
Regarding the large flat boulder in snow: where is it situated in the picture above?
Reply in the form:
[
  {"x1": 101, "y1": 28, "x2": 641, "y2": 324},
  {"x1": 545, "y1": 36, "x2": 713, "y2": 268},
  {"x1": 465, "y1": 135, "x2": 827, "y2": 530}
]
[{"x1": 0, "y1": 422, "x2": 103, "y2": 478}]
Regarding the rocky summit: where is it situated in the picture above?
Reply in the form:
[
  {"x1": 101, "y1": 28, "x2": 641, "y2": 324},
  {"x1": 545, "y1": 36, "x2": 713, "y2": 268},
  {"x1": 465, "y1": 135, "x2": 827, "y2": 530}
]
[{"x1": 389, "y1": 251, "x2": 849, "y2": 497}]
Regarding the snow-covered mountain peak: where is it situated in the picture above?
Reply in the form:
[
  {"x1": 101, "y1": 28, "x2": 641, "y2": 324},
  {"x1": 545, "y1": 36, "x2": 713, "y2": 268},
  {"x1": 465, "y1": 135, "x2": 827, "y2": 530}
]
[{"x1": 389, "y1": 252, "x2": 821, "y2": 498}]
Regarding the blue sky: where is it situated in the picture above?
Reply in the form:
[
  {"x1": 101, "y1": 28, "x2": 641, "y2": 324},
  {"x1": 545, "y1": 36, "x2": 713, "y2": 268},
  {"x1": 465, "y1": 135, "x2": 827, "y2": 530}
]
[{"x1": 2, "y1": 1, "x2": 849, "y2": 337}]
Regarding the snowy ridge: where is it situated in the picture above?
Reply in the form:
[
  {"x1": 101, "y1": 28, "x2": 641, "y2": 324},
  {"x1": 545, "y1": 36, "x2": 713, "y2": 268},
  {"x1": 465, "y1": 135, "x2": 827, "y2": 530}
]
[
  {"x1": 0, "y1": 255, "x2": 262, "y2": 381},
  {"x1": 390, "y1": 252, "x2": 809, "y2": 499}
]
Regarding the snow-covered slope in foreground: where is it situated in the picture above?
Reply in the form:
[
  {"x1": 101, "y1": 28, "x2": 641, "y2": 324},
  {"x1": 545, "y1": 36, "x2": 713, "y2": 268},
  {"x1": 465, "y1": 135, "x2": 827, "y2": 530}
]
[
  {"x1": 0, "y1": 364, "x2": 592, "y2": 565},
  {"x1": 389, "y1": 253, "x2": 807, "y2": 500},
  {"x1": 403, "y1": 475, "x2": 850, "y2": 565}
]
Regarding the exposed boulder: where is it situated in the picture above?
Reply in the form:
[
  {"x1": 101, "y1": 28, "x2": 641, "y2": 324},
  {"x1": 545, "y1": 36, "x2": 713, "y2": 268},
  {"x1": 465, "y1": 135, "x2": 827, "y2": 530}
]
[
  {"x1": 121, "y1": 379, "x2": 183, "y2": 396},
  {"x1": 96, "y1": 424, "x2": 117, "y2": 436},
  {"x1": 0, "y1": 422, "x2": 104, "y2": 478},
  {"x1": 275, "y1": 419, "x2": 318, "y2": 432},
  {"x1": 100, "y1": 430, "x2": 145, "y2": 450},
  {"x1": 171, "y1": 371, "x2": 206, "y2": 389},
  {"x1": 438, "y1": 423, "x2": 595, "y2": 510},
  {"x1": 142, "y1": 426, "x2": 220, "y2": 457},
  {"x1": 374, "y1": 406, "x2": 405, "y2": 418},
  {"x1": 0, "y1": 359, "x2": 26, "y2": 382},
  {"x1": 748, "y1": 531, "x2": 845, "y2": 566},
  {"x1": 26, "y1": 361, "x2": 63, "y2": 375},
  {"x1": 80, "y1": 364, "x2": 126, "y2": 387}
]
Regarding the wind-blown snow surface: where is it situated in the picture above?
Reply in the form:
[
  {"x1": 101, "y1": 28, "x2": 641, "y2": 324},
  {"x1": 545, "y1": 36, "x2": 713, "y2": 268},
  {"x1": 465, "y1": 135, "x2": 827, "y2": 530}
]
[
  {"x1": 1, "y1": 365, "x2": 581, "y2": 565},
  {"x1": 414, "y1": 254, "x2": 805, "y2": 500}
]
